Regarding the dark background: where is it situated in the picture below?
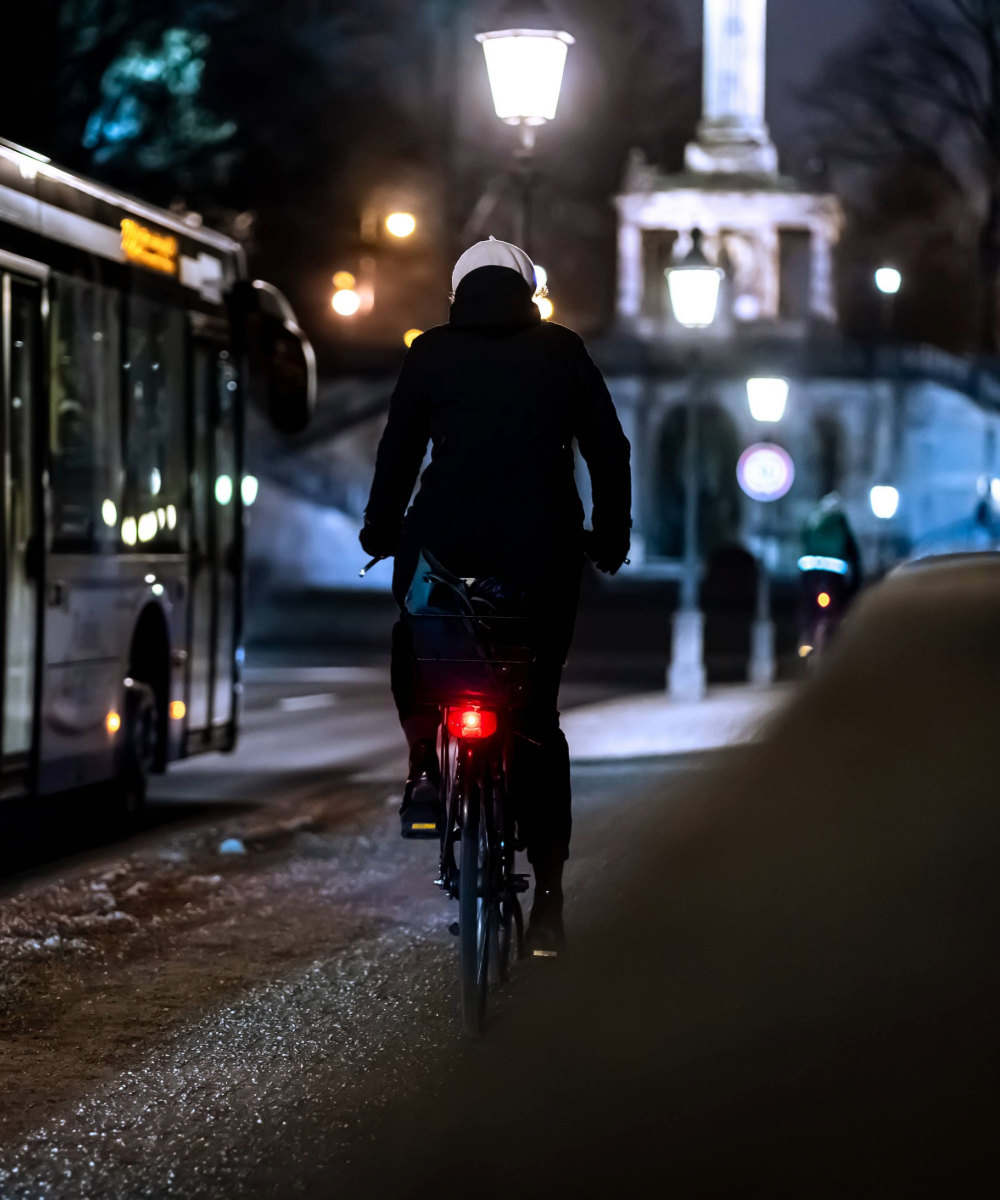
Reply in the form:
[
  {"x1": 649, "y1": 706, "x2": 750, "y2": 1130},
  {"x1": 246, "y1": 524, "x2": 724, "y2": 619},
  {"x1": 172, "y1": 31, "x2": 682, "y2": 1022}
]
[{"x1": 2, "y1": 1, "x2": 988, "y2": 371}]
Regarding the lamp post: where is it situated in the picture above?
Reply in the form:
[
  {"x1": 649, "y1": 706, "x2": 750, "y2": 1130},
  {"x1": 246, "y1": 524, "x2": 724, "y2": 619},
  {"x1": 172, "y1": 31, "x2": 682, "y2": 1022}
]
[
  {"x1": 665, "y1": 229, "x2": 724, "y2": 702},
  {"x1": 745, "y1": 378, "x2": 790, "y2": 687},
  {"x1": 476, "y1": 1, "x2": 574, "y2": 253},
  {"x1": 875, "y1": 266, "x2": 902, "y2": 341}
]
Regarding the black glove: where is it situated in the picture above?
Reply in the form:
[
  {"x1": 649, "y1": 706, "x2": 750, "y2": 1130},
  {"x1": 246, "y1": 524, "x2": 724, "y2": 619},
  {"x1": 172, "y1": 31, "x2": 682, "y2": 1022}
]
[
  {"x1": 359, "y1": 521, "x2": 399, "y2": 560},
  {"x1": 584, "y1": 528, "x2": 630, "y2": 576}
]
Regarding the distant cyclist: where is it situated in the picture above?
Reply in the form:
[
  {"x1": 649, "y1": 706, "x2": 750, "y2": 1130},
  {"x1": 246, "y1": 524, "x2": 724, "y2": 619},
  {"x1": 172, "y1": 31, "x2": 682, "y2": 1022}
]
[
  {"x1": 799, "y1": 492, "x2": 862, "y2": 653},
  {"x1": 360, "y1": 238, "x2": 632, "y2": 951}
]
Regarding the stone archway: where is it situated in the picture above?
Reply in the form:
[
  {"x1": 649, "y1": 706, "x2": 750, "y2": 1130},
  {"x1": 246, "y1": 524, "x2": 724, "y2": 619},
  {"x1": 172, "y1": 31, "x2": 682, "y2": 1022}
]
[{"x1": 651, "y1": 402, "x2": 744, "y2": 558}]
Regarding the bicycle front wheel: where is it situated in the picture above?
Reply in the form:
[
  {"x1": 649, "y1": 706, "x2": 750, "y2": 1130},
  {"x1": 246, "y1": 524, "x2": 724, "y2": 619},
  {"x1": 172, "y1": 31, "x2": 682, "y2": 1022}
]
[{"x1": 459, "y1": 768, "x2": 490, "y2": 1036}]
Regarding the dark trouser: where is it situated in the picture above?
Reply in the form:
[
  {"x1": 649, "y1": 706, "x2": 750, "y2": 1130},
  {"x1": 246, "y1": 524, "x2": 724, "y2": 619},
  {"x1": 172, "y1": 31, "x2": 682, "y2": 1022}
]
[
  {"x1": 391, "y1": 625, "x2": 572, "y2": 864},
  {"x1": 390, "y1": 550, "x2": 581, "y2": 866}
]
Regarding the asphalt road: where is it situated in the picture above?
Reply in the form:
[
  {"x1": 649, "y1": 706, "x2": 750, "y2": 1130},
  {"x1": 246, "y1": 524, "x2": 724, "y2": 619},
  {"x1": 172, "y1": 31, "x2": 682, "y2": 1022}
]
[
  {"x1": 0, "y1": 660, "x2": 702, "y2": 1198},
  {"x1": 8, "y1": 556, "x2": 995, "y2": 1196}
]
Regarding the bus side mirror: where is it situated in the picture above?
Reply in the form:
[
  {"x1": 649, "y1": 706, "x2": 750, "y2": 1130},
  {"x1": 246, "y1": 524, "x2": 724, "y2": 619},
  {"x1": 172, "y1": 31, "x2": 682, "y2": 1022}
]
[{"x1": 230, "y1": 281, "x2": 316, "y2": 435}]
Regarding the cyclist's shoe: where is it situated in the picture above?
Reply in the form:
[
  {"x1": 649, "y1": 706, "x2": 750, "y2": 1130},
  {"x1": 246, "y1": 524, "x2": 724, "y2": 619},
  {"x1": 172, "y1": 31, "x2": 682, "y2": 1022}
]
[
  {"x1": 400, "y1": 739, "x2": 443, "y2": 839},
  {"x1": 526, "y1": 856, "x2": 565, "y2": 957}
]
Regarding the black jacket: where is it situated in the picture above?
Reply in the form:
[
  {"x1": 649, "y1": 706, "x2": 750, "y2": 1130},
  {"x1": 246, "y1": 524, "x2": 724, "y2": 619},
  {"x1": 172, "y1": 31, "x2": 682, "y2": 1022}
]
[{"x1": 364, "y1": 266, "x2": 632, "y2": 594}]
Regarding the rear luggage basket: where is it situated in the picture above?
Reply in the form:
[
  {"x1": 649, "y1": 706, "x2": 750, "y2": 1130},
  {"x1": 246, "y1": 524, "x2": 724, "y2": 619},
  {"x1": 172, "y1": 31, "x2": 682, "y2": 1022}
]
[{"x1": 404, "y1": 614, "x2": 535, "y2": 707}]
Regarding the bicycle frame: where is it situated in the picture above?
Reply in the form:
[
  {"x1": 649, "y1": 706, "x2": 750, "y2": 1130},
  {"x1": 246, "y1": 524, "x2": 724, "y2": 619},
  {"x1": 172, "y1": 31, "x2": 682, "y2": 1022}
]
[
  {"x1": 438, "y1": 709, "x2": 516, "y2": 903},
  {"x1": 436, "y1": 704, "x2": 528, "y2": 1028}
]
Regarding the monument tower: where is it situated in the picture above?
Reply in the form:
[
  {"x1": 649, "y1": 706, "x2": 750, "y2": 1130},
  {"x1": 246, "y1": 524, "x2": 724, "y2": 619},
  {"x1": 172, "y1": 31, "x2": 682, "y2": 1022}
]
[
  {"x1": 688, "y1": 0, "x2": 778, "y2": 176},
  {"x1": 616, "y1": 0, "x2": 841, "y2": 336}
]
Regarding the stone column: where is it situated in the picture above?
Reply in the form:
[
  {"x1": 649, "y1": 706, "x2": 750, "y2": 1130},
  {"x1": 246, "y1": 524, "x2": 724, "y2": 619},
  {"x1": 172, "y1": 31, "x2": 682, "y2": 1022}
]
[{"x1": 686, "y1": 0, "x2": 778, "y2": 176}]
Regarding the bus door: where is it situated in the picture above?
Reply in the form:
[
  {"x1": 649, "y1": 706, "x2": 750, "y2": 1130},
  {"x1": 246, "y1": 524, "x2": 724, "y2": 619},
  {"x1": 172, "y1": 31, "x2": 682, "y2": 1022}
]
[
  {"x1": 187, "y1": 334, "x2": 239, "y2": 746},
  {"x1": 1, "y1": 270, "x2": 43, "y2": 792}
]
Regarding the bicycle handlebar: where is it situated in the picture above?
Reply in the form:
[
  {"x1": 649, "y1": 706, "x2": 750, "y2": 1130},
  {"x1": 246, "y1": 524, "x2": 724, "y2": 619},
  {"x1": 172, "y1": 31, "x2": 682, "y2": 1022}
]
[{"x1": 359, "y1": 556, "x2": 387, "y2": 578}]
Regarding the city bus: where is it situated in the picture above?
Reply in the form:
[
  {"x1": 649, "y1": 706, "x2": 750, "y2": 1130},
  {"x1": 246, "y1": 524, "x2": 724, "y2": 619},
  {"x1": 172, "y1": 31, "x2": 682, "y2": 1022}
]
[{"x1": 0, "y1": 137, "x2": 315, "y2": 809}]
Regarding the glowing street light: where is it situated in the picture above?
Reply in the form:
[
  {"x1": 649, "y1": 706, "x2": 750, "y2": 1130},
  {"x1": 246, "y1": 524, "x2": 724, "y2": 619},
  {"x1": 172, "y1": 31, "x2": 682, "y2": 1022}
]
[
  {"x1": 476, "y1": 1, "x2": 575, "y2": 142},
  {"x1": 333, "y1": 271, "x2": 356, "y2": 290},
  {"x1": 875, "y1": 267, "x2": 902, "y2": 295},
  {"x1": 385, "y1": 212, "x2": 417, "y2": 239},
  {"x1": 403, "y1": 329, "x2": 423, "y2": 348},
  {"x1": 241, "y1": 475, "x2": 259, "y2": 506},
  {"x1": 667, "y1": 230, "x2": 723, "y2": 329},
  {"x1": 665, "y1": 229, "x2": 726, "y2": 703},
  {"x1": 535, "y1": 296, "x2": 554, "y2": 320},
  {"x1": 747, "y1": 377, "x2": 790, "y2": 423},
  {"x1": 332, "y1": 288, "x2": 361, "y2": 317},
  {"x1": 870, "y1": 485, "x2": 900, "y2": 519}
]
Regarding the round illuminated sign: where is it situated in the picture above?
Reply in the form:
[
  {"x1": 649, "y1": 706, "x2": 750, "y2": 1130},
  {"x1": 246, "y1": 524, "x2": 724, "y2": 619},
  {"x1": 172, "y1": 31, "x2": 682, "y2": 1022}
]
[{"x1": 737, "y1": 444, "x2": 795, "y2": 502}]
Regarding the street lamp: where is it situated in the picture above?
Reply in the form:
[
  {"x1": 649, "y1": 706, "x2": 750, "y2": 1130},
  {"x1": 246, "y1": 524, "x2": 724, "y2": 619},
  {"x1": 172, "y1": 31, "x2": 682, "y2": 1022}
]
[
  {"x1": 476, "y1": 0, "x2": 574, "y2": 252},
  {"x1": 667, "y1": 231, "x2": 724, "y2": 330},
  {"x1": 740, "y1": 388, "x2": 794, "y2": 687},
  {"x1": 870, "y1": 484, "x2": 900, "y2": 575},
  {"x1": 875, "y1": 266, "x2": 902, "y2": 342},
  {"x1": 745, "y1": 378, "x2": 791, "y2": 685},
  {"x1": 875, "y1": 267, "x2": 902, "y2": 296},
  {"x1": 477, "y1": 1, "x2": 575, "y2": 150},
  {"x1": 332, "y1": 288, "x2": 361, "y2": 317},
  {"x1": 665, "y1": 229, "x2": 724, "y2": 702},
  {"x1": 747, "y1": 377, "x2": 789, "y2": 423},
  {"x1": 385, "y1": 212, "x2": 417, "y2": 239},
  {"x1": 870, "y1": 485, "x2": 899, "y2": 519}
]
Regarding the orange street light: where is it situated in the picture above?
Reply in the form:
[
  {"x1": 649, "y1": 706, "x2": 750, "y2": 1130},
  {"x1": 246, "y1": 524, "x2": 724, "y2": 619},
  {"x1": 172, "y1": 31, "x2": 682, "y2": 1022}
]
[
  {"x1": 332, "y1": 289, "x2": 361, "y2": 317},
  {"x1": 385, "y1": 212, "x2": 417, "y2": 238}
]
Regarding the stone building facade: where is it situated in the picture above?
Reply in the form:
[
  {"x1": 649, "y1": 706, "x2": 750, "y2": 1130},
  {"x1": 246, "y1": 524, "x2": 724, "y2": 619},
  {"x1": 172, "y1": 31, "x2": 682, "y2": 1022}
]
[{"x1": 598, "y1": 0, "x2": 1000, "y2": 585}]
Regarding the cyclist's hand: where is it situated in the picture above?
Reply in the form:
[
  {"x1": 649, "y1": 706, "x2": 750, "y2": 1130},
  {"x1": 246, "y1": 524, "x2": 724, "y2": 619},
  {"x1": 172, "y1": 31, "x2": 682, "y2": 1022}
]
[
  {"x1": 359, "y1": 522, "x2": 398, "y2": 559},
  {"x1": 585, "y1": 528, "x2": 630, "y2": 576}
]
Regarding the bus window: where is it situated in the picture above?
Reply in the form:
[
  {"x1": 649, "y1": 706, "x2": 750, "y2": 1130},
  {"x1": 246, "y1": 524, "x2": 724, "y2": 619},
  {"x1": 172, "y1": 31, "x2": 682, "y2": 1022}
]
[
  {"x1": 123, "y1": 299, "x2": 185, "y2": 551},
  {"x1": 187, "y1": 343, "x2": 239, "y2": 736},
  {"x1": 3, "y1": 278, "x2": 41, "y2": 758},
  {"x1": 49, "y1": 279, "x2": 122, "y2": 553}
]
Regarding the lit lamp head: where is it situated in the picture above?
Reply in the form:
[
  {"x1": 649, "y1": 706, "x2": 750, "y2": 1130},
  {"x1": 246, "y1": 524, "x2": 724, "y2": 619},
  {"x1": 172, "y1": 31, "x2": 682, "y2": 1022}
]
[
  {"x1": 870, "y1": 485, "x2": 900, "y2": 520},
  {"x1": 747, "y1": 377, "x2": 790, "y2": 423},
  {"x1": 875, "y1": 267, "x2": 902, "y2": 296},
  {"x1": 667, "y1": 229, "x2": 724, "y2": 329},
  {"x1": 476, "y1": 0, "x2": 575, "y2": 137}
]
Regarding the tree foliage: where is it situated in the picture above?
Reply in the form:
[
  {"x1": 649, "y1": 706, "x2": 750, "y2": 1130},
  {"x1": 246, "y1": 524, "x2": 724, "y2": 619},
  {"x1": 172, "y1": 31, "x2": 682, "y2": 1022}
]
[
  {"x1": 808, "y1": 0, "x2": 1000, "y2": 352},
  {"x1": 81, "y1": 28, "x2": 236, "y2": 172},
  {"x1": 28, "y1": 0, "x2": 697, "y2": 364}
]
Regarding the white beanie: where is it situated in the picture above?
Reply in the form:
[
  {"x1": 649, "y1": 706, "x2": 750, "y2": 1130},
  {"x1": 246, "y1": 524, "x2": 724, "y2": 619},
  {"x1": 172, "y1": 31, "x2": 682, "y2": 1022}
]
[{"x1": 452, "y1": 237, "x2": 536, "y2": 293}]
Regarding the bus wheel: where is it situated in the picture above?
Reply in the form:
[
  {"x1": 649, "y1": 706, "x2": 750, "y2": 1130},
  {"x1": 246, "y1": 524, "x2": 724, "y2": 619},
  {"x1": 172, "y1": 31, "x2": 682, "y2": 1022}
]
[{"x1": 116, "y1": 679, "x2": 159, "y2": 818}]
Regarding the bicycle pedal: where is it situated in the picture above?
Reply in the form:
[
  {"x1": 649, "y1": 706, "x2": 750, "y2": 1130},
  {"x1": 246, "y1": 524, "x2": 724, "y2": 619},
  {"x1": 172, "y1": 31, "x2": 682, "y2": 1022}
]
[
  {"x1": 510, "y1": 874, "x2": 531, "y2": 893},
  {"x1": 448, "y1": 921, "x2": 460, "y2": 936}
]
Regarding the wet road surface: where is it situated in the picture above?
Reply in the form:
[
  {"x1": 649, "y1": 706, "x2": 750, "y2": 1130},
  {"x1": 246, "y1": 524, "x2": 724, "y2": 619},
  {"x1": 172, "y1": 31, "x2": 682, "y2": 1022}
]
[{"x1": 0, "y1": 665, "x2": 707, "y2": 1197}]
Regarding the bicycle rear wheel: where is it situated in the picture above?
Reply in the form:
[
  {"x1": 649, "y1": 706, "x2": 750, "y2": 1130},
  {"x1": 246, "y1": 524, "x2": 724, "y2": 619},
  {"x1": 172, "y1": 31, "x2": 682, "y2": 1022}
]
[{"x1": 459, "y1": 767, "x2": 490, "y2": 1036}]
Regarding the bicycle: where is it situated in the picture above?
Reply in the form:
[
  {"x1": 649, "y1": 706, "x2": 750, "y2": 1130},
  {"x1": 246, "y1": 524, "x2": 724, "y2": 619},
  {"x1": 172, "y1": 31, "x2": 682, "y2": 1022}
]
[{"x1": 405, "y1": 610, "x2": 534, "y2": 1036}]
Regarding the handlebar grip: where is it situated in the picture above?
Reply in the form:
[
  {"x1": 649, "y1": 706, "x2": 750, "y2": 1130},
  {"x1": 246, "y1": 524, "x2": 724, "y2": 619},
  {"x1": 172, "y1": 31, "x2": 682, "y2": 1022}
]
[{"x1": 359, "y1": 556, "x2": 385, "y2": 578}]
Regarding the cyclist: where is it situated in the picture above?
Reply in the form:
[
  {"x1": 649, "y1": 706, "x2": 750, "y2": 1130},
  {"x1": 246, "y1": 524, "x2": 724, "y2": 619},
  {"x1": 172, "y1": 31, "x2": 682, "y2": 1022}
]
[
  {"x1": 799, "y1": 492, "x2": 862, "y2": 652},
  {"x1": 360, "y1": 238, "x2": 632, "y2": 951}
]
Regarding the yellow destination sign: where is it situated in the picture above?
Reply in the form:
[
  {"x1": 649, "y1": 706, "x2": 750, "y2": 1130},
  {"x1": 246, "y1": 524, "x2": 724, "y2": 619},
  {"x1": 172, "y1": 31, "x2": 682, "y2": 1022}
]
[{"x1": 120, "y1": 219, "x2": 178, "y2": 275}]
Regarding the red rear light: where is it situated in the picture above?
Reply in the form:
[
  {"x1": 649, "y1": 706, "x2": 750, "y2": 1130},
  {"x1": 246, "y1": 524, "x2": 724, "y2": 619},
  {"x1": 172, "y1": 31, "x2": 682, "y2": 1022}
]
[{"x1": 447, "y1": 708, "x2": 498, "y2": 739}]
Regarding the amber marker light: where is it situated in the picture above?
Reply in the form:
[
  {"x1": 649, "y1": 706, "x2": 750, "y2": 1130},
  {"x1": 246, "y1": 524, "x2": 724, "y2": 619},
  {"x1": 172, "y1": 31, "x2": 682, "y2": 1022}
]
[
  {"x1": 333, "y1": 271, "x2": 356, "y2": 290},
  {"x1": 170, "y1": 700, "x2": 187, "y2": 720},
  {"x1": 817, "y1": 592, "x2": 832, "y2": 609},
  {"x1": 106, "y1": 711, "x2": 122, "y2": 734}
]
